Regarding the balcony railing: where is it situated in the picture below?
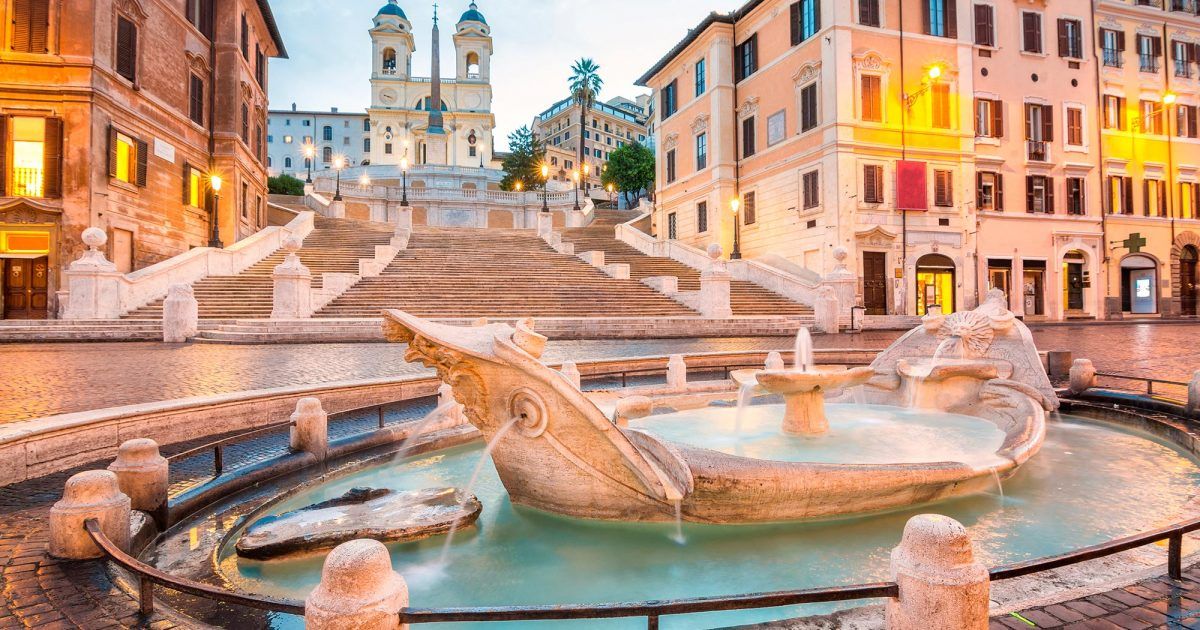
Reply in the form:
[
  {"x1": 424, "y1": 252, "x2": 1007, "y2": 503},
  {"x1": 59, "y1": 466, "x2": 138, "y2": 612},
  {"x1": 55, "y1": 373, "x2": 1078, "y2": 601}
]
[
  {"x1": 11, "y1": 167, "x2": 43, "y2": 198},
  {"x1": 1141, "y1": 55, "x2": 1161, "y2": 73},
  {"x1": 1177, "y1": 60, "x2": 1193, "y2": 78},
  {"x1": 1170, "y1": 0, "x2": 1196, "y2": 12},
  {"x1": 1027, "y1": 140, "x2": 1050, "y2": 163},
  {"x1": 1103, "y1": 49, "x2": 1124, "y2": 68},
  {"x1": 1136, "y1": 0, "x2": 1164, "y2": 8}
]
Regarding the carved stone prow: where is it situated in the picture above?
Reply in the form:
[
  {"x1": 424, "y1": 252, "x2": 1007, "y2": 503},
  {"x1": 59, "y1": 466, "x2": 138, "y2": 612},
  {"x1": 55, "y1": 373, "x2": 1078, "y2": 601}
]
[{"x1": 382, "y1": 310, "x2": 691, "y2": 521}]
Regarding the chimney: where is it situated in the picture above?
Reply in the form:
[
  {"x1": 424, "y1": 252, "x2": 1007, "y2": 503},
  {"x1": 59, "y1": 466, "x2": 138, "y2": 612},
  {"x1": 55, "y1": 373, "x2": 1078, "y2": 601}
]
[{"x1": 291, "y1": 102, "x2": 297, "y2": 111}]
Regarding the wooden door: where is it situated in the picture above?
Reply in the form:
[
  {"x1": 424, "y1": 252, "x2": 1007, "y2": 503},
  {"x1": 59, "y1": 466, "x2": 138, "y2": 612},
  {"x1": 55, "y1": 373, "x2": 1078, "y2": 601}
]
[
  {"x1": 1182, "y1": 250, "x2": 1198, "y2": 316},
  {"x1": 1066, "y1": 263, "x2": 1085, "y2": 311},
  {"x1": 3, "y1": 257, "x2": 49, "y2": 319},
  {"x1": 862, "y1": 252, "x2": 888, "y2": 315}
]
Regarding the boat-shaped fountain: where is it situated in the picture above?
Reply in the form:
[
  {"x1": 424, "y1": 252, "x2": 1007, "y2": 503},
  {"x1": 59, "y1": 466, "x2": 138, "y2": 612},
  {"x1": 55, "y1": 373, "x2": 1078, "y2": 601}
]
[{"x1": 381, "y1": 289, "x2": 1054, "y2": 524}]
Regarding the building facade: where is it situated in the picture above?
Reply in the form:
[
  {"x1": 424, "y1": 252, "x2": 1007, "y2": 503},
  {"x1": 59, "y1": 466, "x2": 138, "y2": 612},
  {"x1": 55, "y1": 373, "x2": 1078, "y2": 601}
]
[
  {"x1": 0, "y1": 0, "x2": 284, "y2": 319},
  {"x1": 365, "y1": 1, "x2": 496, "y2": 169},
  {"x1": 267, "y1": 106, "x2": 370, "y2": 179},
  {"x1": 639, "y1": 0, "x2": 1200, "y2": 320},
  {"x1": 532, "y1": 95, "x2": 651, "y2": 190}
]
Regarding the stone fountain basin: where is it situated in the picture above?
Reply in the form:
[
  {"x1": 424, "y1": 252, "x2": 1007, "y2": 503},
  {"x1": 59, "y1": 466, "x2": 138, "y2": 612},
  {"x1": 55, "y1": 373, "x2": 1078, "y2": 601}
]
[
  {"x1": 753, "y1": 367, "x2": 876, "y2": 394},
  {"x1": 896, "y1": 358, "x2": 1013, "y2": 382}
]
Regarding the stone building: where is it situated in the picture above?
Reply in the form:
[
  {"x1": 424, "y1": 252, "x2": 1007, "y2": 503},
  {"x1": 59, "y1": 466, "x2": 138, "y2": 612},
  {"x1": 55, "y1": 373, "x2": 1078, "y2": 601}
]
[
  {"x1": 0, "y1": 0, "x2": 285, "y2": 319},
  {"x1": 267, "y1": 106, "x2": 370, "y2": 179},
  {"x1": 532, "y1": 95, "x2": 652, "y2": 190}
]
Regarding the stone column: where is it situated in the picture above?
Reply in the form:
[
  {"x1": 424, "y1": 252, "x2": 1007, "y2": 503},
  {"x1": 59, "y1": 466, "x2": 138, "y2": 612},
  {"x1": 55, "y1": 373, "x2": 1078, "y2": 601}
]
[
  {"x1": 667, "y1": 355, "x2": 688, "y2": 390},
  {"x1": 537, "y1": 212, "x2": 554, "y2": 238},
  {"x1": 1068, "y1": 359, "x2": 1097, "y2": 395},
  {"x1": 306, "y1": 539, "x2": 409, "y2": 630},
  {"x1": 49, "y1": 470, "x2": 131, "y2": 560},
  {"x1": 822, "y1": 247, "x2": 859, "y2": 318},
  {"x1": 272, "y1": 237, "x2": 313, "y2": 319},
  {"x1": 813, "y1": 286, "x2": 841, "y2": 334},
  {"x1": 106, "y1": 439, "x2": 169, "y2": 525},
  {"x1": 392, "y1": 205, "x2": 413, "y2": 250},
  {"x1": 289, "y1": 397, "x2": 329, "y2": 461},
  {"x1": 63, "y1": 228, "x2": 125, "y2": 320},
  {"x1": 699, "y1": 244, "x2": 733, "y2": 319},
  {"x1": 886, "y1": 514, "x2": 989, "y2": 630},
  {"x1": 162, "y1": 283, "x2": 199, "y2": 343},
  {"x1": 765, "y1": 351, "x2": 785, "y2": 371},
  {"x1": 560, "y1": 362, "x2": 582, "y2": 390},
  {"x1": 1187, "y1": 370, "x2": 1199, "y2": 418}
]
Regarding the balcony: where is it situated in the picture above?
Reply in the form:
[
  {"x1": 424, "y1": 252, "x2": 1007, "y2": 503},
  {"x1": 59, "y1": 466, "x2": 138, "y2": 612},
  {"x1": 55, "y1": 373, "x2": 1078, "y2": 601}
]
[
  {"x1": 11, "y1": 167, "x2": 44, "y2": 198},
  {"x1": 1177, "y1": 60, "x2": 1193, "y2": 78},
  {"x1": 1135, "y1": 0, "x2": 1164, "y2": 8},
  {"x1": 1170, "y1": 0, "x2": 1197, "y2": 12},
  {"x1": 1140, "y1": 55, "x2": 1161, "y2": 73},
  {"x1": 1103, "y1": 49, "x2": 1124, "y2": 68},
  {"x1": 1027, "y1": 140, "x2": 1050, "y2": 163}
]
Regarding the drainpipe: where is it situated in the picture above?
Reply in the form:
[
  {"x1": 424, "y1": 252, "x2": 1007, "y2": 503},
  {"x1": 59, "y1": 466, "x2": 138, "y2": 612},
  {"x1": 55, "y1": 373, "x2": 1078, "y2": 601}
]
[
  {"x1": 1088, "y1": 4, "x2": 1110, "y2": 318},
  {"x1": 731, "y1": 15, "x2": 741, "y2": 260},
  {"x1": 898, "y1": 0, "x2": 909, "y2": 316},
  {"x1": 206, "y1": 0, "x2": 218, "y2": 232},
  {"x1": 1164, "y1": 24, "x2": 1177, "y2": 248}
]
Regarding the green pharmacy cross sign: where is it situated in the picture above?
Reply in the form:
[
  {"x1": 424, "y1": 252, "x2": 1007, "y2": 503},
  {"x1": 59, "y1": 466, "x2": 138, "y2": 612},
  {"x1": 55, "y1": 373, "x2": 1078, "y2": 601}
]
[{"x1": 1115, "y1": 233, "x2": 1148, "y2": 253}]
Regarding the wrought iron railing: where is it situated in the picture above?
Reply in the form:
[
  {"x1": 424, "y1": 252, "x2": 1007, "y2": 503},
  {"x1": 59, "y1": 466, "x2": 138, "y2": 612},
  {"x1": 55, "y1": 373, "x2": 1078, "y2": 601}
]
[{"x1": 12, "y1": 167, "x2": 43, "y2": 198}]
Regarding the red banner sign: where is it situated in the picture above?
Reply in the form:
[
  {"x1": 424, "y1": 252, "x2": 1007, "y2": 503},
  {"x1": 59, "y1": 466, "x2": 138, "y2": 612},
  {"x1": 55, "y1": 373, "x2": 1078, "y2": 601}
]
[{"x1": 895, "y1": 160, "x2": 928, "y2": 211}]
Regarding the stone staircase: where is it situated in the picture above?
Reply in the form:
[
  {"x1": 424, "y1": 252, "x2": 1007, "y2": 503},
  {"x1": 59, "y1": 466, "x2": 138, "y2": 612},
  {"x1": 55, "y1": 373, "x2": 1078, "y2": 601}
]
[
  {"x1": 124, "y1": 216, "x2": 395, "y2": 320},
  {"x1": 563, "y1": 211, "x2": 814, "y2": 317},
  {"x1": 316, "y1": 227, "x2": 699, "y2": 319}
]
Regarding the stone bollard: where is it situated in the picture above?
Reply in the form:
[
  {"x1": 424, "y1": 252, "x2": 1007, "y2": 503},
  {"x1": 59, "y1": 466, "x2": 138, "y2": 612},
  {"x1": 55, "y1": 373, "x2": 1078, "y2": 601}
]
[
  {"x1": 614, "y1": 396, "x2": 654, "y2": 427},
  {"x1": 536, "y1": 212, "x2": 554, "y2": 238},
  {"x1": 272, "y1": 237, "x2": 313, "y2": 319},
  {"x1": 560, "y1": 362, "x2": 582, "y2": 390},
  {"x1": 107, "y1": 439, "x2": 169, "y2": 525},
  {"x1": 1068, "y1": 359, "x2": 1097, "y2": 395},
  {"x1": 813, "y1": 286, "x2": 841, "y2": 334},
  {"x1": 49, "y1": 470, "x2": 132, "y2": 560},
  {"x1": 289, "y1": 397, "x2": 329, "y2": 461},
  {"x1": 886, "y1": 514, "x2": 989, "y2": 630},
  {"x1": 667, "y1": 355, "x2": 688, "y2": 390},
  {"x1": 392, "y1": 205, "x2": 413, "y2": 250},
  {"x1": 1188, "y1": 370, "x2": 1200, "y2": 417},
  {"x1": 699, "y1": 244, "x2": 733, "y2": 319},
  {"x1": 1046, "y1": 351, "x2": 1074, "y2": 379},
  {"x1": 162, "y1": 283, "x2": 199, "y2": 343},
  {"x1": 63, "y1": 227, "x2": 123, "y2": 320},
  {"x1": 765, "y1": 351, "x2": 785, "y2": 371},
  {"x1": 306, "y1": 539, "x2": 409, "y2": 630}
]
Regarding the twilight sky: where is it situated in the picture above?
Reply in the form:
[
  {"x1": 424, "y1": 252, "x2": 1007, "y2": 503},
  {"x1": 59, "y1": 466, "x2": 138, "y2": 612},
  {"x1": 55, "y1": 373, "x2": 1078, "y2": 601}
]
[{"x1": 267, "y1": 0, "x2": 734, "y2": 150}]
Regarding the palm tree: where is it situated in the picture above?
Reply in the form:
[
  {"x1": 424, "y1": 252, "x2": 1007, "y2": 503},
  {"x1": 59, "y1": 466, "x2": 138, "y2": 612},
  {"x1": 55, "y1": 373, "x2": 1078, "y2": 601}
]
[{"x1": 569, "y1": 58, "x2": 603, "y2": 193}]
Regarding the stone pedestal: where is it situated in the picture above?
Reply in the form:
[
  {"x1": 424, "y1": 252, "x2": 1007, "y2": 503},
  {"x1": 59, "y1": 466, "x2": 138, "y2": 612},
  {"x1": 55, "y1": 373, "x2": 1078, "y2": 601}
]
[
  {"x1": 289, "y1": 398, "x2": 329, "y2": 461},
  {"x1": 393, "y1": 205, "x2": 413, "y2": 250},
  {"x1": 305, "y1": 539, "x2": 409, "y2": 630},
  {"x1": 49, "y1": 470, "x2": 131, "y2": 560},
  {"x1": 63, "y1": 227, "x2": 124, "y2": 320},
  {"x1": 886, "y1": 515, "x2": 989, "y2": 630},
  {"x1": 699, "y1": 244, "x2": 733, "y2": 319},
  {"x1": 560, "y1": 362, "x2": 582, "y2": 390},
  {"x1": 1068, "y1": 359, "x2": 1097, "y2": 395},
  {"x1": 425, "y1": 133, "x2": 448, "y2": 165},
  {"x1": 536, "y1": 212, "x2": 554, "y2": 238},
  {"x1": 667, "y1": 355, "x2": 687, "y2": 390},
  {"x1": 272, "y1": 238, "x2": 313, "y2": 319},
  {"x1": 328, "y1": 200, "x2": 346, "y2": 219},
  {"x1": 823, "y1": 247, "x2": 859, "y2": 318},
  {"x1": 107, "y1": 439, "x2": 168, "y2": 524},
  {"x1": 1187, "y1": 370, "x2": 1199, "y2": 417},
  {"x1": 162, "y1": 283, "x2": 199, "y2": 343},
  {"x1": 813, "y1": 286, "x2": 841, "y2": 334}
]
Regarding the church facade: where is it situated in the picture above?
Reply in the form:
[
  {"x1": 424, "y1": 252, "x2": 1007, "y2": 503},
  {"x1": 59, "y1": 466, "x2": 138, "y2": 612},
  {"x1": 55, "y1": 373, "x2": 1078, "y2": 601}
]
[{"x1": 367, "y1": 1, "x2": 495, "y2": 169}]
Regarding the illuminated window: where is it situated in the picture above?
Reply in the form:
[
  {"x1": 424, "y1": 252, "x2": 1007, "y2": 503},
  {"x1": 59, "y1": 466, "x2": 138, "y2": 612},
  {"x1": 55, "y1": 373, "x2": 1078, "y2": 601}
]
[
  {"x1": 188, "y1": 167, "x2": 202, "y2": 207},
  {"x1": 114, "y1": 132, "x2": 136, "y2": 183},
  {"x1": 11, "y1": 117, "x2": 46, "y2": 198}
]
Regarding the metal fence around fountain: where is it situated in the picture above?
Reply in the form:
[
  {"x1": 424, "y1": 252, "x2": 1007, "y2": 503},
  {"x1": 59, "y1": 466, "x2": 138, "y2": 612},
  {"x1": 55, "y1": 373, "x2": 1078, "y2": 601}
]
[
  {"x1": 1092, "y1": 372, "x2": 1190, "y2": 402},
  {"x1": 84, "y1": 515, "x2": 1200, "y2": 627}
]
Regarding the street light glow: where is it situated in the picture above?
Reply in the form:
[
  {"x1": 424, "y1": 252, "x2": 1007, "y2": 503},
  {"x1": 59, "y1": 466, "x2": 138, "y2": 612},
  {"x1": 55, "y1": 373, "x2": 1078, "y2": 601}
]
[
  {"x1": 731, "y1": 199, "x2": 740, "y2": 214},
  {"x1": 359, "y1": 174, "x2": 371, "y2": 186},
  {"x1": 400, "y1": 156, "x2": 410, "y2": 171},
  {"x1": 209, "y1": 174, "x2": 222, "y2": 192},
  {"x1": 333, "y1": 156, "x2": 346, "y2": 170},
  {"x1": 515, "y1": 181, "x2": 523, "y2": 192},
  {"x1": 927, "y1": 65, "x2": 942, "y2": 80},
  {"x1": 1164, "y1": 92, "x2": 1178, "y2": 105},
  {"x1": 541, "y1": 163, "x2": 550, "y2": 179}
]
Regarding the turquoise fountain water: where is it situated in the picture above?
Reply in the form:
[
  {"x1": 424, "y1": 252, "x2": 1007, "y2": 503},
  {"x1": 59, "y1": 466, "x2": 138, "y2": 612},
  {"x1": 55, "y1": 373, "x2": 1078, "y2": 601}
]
[{"x1": 220, "y1": 412, "x2": 1200, "y2": 629}]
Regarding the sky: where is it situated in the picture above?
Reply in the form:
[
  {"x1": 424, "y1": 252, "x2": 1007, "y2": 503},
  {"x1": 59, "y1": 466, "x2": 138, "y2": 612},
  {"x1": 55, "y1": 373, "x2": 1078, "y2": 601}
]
[{"x1": 267, "y1": 0, "x2": 736, "y2": 151}]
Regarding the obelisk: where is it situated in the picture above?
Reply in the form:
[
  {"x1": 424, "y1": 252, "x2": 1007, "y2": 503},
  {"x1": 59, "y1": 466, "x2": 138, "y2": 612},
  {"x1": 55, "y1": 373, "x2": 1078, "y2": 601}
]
[{"x1": 425, "y1": 2, "x2": 449, "y2": 164}]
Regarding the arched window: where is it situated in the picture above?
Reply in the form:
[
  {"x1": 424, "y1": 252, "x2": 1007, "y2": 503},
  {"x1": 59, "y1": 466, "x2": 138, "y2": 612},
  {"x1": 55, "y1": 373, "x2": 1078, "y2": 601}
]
[
  {"x1": 416, "y1": 97, "x2": 448, "y2": 111},
  {"x1": 915, "y1": 254, "x2": 957, "y2": 316},
  {"x1": 465, "y1": 51, "x2": 480, "y2": 78},
  {"x1": 322, "y1": 125, "x2": 333, "y2": 141},
  {"x1": 285, "y1": 157, "x2": 293, "y2": 168},
  {"x1": 322, "y1": 146, "x2": 333, "y2": 163},
  {"x1": 363, "y1": 119, "x2": 371, "y2": 132},
  {"x1": 382, "y1": 48, "x2": 397, "y2": 74}
]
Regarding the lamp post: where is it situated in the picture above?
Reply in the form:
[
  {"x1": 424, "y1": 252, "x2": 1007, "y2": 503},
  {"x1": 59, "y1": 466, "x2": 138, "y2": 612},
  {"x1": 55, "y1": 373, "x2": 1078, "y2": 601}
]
[
  {"x1": 333, "y1": 156, "x2": 345, "y2": 201},
  {"x1": 302, "y1": 143, "x2": 315, "y2": 184},
  {"x1": 572, "y1": 170, "x2": 581, "y2": 211},
  {"x1": 208, "y1": 174, "x2": 224, "y2": 249},
  {"x1": 359, "y1": 173, "x2": 371, "y2": 187},
  {"x1": 607, "y1": 183, "x2": 615, "y2": 208},
  {"x1": 400, "y1": 156, "x2": 410, "y2": 206},
  {"x1": 541, "y1": 163, "x2": 550, "y2": 213},
  {"x1": 730, "y1": 198, "x2": 742, "y2": 260}
]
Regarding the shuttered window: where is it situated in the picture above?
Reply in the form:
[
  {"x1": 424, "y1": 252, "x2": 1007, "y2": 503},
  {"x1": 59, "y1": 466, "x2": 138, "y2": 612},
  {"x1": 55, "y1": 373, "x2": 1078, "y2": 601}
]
[
  {"x1": 42, "y1": 117, "x2": 62, "y2": 198},
  {"x1": 665, "y1": 149, "x2": 676, "y2": 183},
  {"x1": 1024, "y1": 104, "x2": 1054, "y2": 142},
  {"x1": 922, "y1": 0, "x2": 957, "y2": 38},
  {"x1": 977, "y1": 172, "x2": 1003, "y2": 211},
  {"x1": 1066, "y1": 178, "x2": 1085, "y2": 215},
  {"x1": 1067, "y1": 108, "x2": 1083, "y2": 146},
  {"x1": 697, "y1": 201, "x2": 708, "y2": 233},
  {"x1": 0, "y1": 116, "x2": 7, "y2": 197},
  {"x1": 735, "y1": 34, "x2": 758, "y2": 82},
  {"x1": 859, "y1": 0, "x2": 880, "y2": 27},
  {"x1": 800, "y1": 83, "x2": 819, "y2": 131},
  {"x1": 1108, "y1": 176, "x2": 1133, "y2": 214},
  {"x1": 974, "y1": 4, "x2": 994, "y2": 47},
  {"x1": 975, "y1": 98, "x2": 1003, "y2": 138},
  {"x1": 863, "y1": 165, "x2": 884, "y2": 204},
  {"x1": 240, "y1": 13, "x2": 249, "y2": 59},
  {"x1": 241, "y1": 104, "x2": 249, "y2": 142},
  {"x1": 186, "y1": 0, "x2": 214, "y2": 38},
  {"x1": 1026, "y1": 176, "x2": 1054, "y2": 214},
  {"x1": 790, "y1": 0, "x2": 820, "y2": 45},
  {"x1": 931, "y1": 83, "x2": 951, "y2": 129},
  {"x1": 11, "y1": 0, "x2": 50, "y2": 53},
  {"x1": 742, "y1": 116, "x2": 756, "y2": 158},
  {"x1": 861, "y1": 75, "x2": 882, "y2": 122},
  {"x1": 744, "y1": 191, "x2": 757, "y2": 224},
  {"x1": 1022, "y1": 12, "x2": 1042, "y2": 54},
  {"x1": 1057, "y1": 19, "x2": 1082, "y2": 59},
  {"x1": 802, "y1": 171, "x2": 820, "y2": 209},
  {"x1": 189, "y1": 75, "x2": 205, "y2": 126},
  {"x1": 1101, "y1": 29, "x2": 1126, "y2": 67},
  {"x1": 934, "y1": 170, "x2": 953, "y2": 207},
  {"x1": 108, "y1": 126, "x2": 147, "y2": 187},
  {"x1": 116, "y1": 16, "x2": 138, "y2": 83}
]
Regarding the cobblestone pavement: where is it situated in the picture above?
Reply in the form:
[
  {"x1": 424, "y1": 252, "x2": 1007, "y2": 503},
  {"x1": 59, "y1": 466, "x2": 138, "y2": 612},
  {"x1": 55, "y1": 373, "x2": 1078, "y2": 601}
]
[{"x1": 990, "y1": 568, "x2": 1200, "y2": 629}]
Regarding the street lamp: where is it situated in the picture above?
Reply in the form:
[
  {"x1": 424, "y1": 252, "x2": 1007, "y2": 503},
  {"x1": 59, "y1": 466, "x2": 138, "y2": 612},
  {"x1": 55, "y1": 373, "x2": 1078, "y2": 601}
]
[
  {"x1": 400, "y1": 156, "x2": 410, "y2": 206},
  {"x1": 333, "y1": 155, "x2": 346, "y2": 201},
  {"x1": 208, "y1": 174, "x2": 224, "y2": 248},
  {"x1": 572, "y1": 170, "x2": 581, "y2": 211},
  {"x1": 514, "y1": 180, "x2": 523, "y2": 192},
  {"x1": 607, "y1": 183, "x2": 615, "y2": 208},
  {"x1": 541, "y1": 163, "x2": 550, "y2": 212},
  {"x1": 359, "y1": 173, "x2": 371, "y2": 187},
  {"x1": 730, "y1": 198, "x2": 742, "y2": 260},
  {"x1": 302, "y1": 143, "x2": 315, "y2": 184}
]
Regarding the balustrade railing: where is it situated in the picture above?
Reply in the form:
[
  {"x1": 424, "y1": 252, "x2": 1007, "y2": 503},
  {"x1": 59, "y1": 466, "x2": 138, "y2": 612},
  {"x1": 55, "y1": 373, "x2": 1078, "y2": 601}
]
[{"x1": 12, "y1": 167, "x2": 44, "y2": 198}]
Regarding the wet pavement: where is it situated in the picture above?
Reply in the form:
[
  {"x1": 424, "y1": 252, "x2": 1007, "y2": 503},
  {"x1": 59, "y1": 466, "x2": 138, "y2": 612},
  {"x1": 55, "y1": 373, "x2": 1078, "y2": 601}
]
[{"x1": 0, "y1": 324, "x2": 1195, "y2": 424}]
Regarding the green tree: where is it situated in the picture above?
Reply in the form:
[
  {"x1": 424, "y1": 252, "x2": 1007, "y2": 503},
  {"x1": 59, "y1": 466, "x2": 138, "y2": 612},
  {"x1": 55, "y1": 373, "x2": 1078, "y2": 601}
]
[
  {"x1": 568, "y1": 58, "x2": 603, "y2": 185},
  {"x1": 500, "y1": 125, "x2": 546, "y2": 191},
  {"x1": 601, "y1": 143, "x2": 655, "y2": 207},
  {"x1": 268, "y1": 174, "x2": 306, "y2": 196}
]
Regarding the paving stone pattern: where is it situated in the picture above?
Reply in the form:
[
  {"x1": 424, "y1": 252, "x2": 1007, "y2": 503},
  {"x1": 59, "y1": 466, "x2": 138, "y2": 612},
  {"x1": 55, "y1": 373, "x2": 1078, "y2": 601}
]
[{"x1": 990, "y1": 569, "x2": 1200, "y2": 629}]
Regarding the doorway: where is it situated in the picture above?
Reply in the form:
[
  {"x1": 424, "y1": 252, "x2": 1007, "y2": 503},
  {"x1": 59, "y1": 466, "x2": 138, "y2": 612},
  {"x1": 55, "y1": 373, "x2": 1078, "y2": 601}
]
[
  {"x1": 862, "y1": 252, "x2": 888, "y2": 315},
  {"x1": 987, "y1": 259, "x2": 1012, "y2": 307},
  {"x1": 1181, "y1": 245, "x2": 1198, "y2": 316},
  {"x1": 915, "y1": 254, "x2": 956, "y2": 316},
  {"x1": 1121, "y1": 255, "x2": 1159, "y2": 314},
  {"x1": 1063, "y1": 251, "x2": 1086, "y2": 312},
  {"x1": 1023, "y1": 262, "x2": 1046, "y2": 317},
  {"x1": 3, "y1": 257, "x2": 49, "y2": 319}
]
